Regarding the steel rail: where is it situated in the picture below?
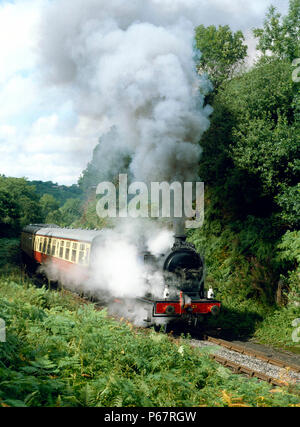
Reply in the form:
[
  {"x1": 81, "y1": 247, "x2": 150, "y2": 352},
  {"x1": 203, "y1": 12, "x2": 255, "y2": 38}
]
[
  {"x1": 205, "y1": 336, "x2": 300, "y2": 373},
  {"x1": 209, "y1": 354, "x2": 287, "y2": 387}
]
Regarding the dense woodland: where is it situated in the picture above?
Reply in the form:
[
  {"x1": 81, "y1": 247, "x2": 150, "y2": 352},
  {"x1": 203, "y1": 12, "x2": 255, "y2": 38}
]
[
  {"x1": 0, "y1": 176, "x2": 83, "y2": 235},
  {"x1": 189, "y1": 2, "x2": 300, "y2": 318},
  {"x1": 0, "y1": 2, "x2": 299, "y2": 329}
]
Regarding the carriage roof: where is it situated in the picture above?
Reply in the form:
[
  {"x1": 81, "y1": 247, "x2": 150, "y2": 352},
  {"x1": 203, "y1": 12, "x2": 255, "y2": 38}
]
[{"x1": 22, "y1": 224, "x2": 103, "y2": 243}]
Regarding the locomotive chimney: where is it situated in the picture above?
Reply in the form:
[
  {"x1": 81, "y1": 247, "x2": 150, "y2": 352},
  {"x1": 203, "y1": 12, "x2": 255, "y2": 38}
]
[{"x1": 174, "y1": 218, "x2": 186, "y2": 243}]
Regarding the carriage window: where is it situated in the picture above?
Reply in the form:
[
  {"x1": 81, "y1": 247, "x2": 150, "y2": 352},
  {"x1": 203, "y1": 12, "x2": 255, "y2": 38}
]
[
  {"x1": 65, "y1": 241, "x2": 71, "y2": 260},
  {"x1": 78, "y1": 251, "x2": 85, "y2": 264},
  {"x1": 51, "y1": 240, "x2": 56, "y2": 256},
  {"x1": 78, "y1": 243, "x2": 86, "y2": 264},
  {"x1": 39, "y1": 238, "x2": 43, "y2": 252},
  {"x1": 71, "y1": 249, "x2": 77, "y2": 262},
  {"x1": 43, "y1": 238, "x2": 47, "y2": 253},
  {"x1": 71, "y1": 242, "x2": 78, "y2": 262},
  {"x1": 47, "y1": 239, "x2": 51, "y2": 255},
  {"x1": 59, "y1": 240, "x2": 64, "y2": 258}
]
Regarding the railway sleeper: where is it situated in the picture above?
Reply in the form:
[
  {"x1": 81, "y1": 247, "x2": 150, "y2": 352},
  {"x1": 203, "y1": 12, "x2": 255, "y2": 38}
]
[
  {"x1": 206, "y1": 336, "x2": 300, "y2": 373},
  {"x1": 210, "y1": 354, "x2": 288, "y2": 387}
]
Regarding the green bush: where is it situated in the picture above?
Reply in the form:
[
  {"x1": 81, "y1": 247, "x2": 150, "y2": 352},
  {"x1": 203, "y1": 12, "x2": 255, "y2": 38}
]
[{"x1": 0, "y1": 275, "x2": 299, "y2": 407}]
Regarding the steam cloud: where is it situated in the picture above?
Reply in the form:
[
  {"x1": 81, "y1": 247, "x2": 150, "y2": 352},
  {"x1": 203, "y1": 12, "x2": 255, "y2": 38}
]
[
  {"x1": 41, "y1": 222, "x2": 174, "y2": 325},
  {"x1": 38, "y1": 1, "x2": 212, "y2": 320},
  {"x1": 38, "y1": 0, "x2": 212, "y2": 184}
]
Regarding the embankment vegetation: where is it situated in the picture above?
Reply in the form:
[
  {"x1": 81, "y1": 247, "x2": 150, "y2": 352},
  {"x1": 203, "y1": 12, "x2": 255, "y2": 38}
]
[{"x1": 0, "y1": 262, "x2": 299, "y2": 407}]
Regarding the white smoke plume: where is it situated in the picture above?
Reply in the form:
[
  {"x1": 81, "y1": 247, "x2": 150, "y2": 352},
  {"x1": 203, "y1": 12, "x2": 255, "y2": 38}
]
[
  {"x1": 40, "y1": 221, "x2": 173, "y2": 306},
  {"x1": 37, "y1": 1, "x2": 211, "y2": 322},
  {"x1": 38, "y1": 0, "x2": 213, "y2": 185},
  {"x1": 88, "y1": 225, "x2": 169, "y2": 299}
]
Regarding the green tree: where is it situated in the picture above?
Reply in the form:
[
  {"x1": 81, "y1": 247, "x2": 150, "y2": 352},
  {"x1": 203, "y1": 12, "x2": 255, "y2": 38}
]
[
  {"x1": 45, "y1": 209, "x2": 63, "y2": 226},
  {"x1": 195, "y1": 24, "x2": 247, "y2": 90},
  {"x1": 30, "y1": 180, "x2": 83, "y2": 205},
  {"x1": 59, "y1": 198, "x2": 82, "y2": 225},
  {"x1": 191, "y1": 48, "x2": 299, "y2": 305},
  {"x1": 75, "y1": 197, "x2": 108, "y2": 230},
  {"x1": 0, "y1": 189, "x2": 20, "y2": 236},
  {"x1": 46, "y1": 198, "x2": 82, "y2": 227},
  {"x1": 40, "y1": 194, "x2": 60, "y2": 221},
  {"x1": 0, "y1": 177, "x2": 42, "y2": 229},
  {"x1": 253, "y1": 0, "x2": 300, "y2": 60},
  {"x1": 200, "y1": 57, "x2": 299, "y2": 225}
]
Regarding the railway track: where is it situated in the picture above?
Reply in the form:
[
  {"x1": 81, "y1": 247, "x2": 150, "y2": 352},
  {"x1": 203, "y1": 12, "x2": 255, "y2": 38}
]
[{"x1": 202, "y1": 336, "x2": 300, "y2": 387}]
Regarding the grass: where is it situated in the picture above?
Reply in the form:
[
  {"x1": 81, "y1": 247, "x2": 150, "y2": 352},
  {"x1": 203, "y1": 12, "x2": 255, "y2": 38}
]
[
  {"x1": 254, "y1": 306, "x2": 300, "y2": 353},
  {"x1": 0, "y1": 270, "x2": 300, "y2": 407}
]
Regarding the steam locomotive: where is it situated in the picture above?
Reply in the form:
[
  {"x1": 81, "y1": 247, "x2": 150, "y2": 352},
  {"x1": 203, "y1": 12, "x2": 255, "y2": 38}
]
[{"x1": 21, "y1": 224, "x2": 221, "y2": 330}]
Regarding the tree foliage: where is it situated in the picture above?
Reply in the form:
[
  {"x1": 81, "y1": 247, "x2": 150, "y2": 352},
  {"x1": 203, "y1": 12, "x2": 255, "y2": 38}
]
[
  {"x1": 253, "y1": 0, "x2": 300, "y2": 60},
  {"x1": 46, "y1": 198, "x2": 83, "y2": 228},
  {"x1": 40, "y1": 194, "x2": 60, "y2": 220},
  {"x1": 30, "y1": 180, "x2": 83, "y2": 206},
  {"x1": 0, "y1": 177, "x2": 84, "y2": 234},
  {"x1": 195, "y1": 24, "x2": 247, "y2": 90},
  {"x1": 0, "y1": 177, "x2": 43, "y2": 234},
  {"x1": 0, "y1": 189, "x2": 20, "y2": 236},
  {"x1": 191, "y1": 2, "x2": 300, "y2": 308},
  {"x1": 198, "y1": 56, "x2": 299, "y2": 224}
]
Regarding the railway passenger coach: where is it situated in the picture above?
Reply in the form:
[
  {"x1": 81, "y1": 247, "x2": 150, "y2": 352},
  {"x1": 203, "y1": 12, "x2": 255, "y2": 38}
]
[
  {"x1": 20, "y1": 224, "x2": 104, "y2": 274},
  {"x1": 21, "y1": 224, "x2": 221, "y2": 329}
]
